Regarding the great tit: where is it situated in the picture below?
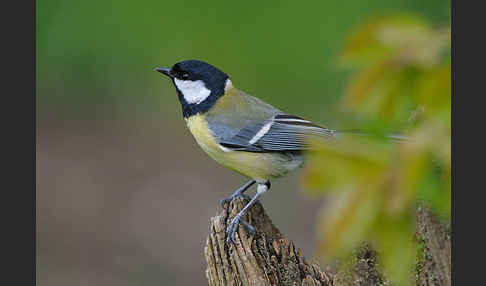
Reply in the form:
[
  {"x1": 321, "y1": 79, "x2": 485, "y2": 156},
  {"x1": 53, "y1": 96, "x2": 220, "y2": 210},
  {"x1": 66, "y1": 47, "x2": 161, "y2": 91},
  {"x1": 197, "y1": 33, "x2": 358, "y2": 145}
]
[{"x1": 155, "y1": 60, "x2": 394, "y2": 245}]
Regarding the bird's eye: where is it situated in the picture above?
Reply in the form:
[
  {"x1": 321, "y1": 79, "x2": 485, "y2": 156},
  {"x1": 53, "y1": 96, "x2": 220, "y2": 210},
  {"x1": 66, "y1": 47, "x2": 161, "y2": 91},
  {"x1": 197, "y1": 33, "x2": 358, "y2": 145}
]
[{"x1": 182, "y1": 73, "x2": 189, "y2": 79}]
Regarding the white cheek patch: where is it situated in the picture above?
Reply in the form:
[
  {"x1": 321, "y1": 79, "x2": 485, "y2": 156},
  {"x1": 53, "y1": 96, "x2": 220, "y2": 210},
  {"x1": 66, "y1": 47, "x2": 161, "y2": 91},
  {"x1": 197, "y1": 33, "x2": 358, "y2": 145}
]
[{"x1": 174, "y1": 78, "x2": 211, "y2": 105}]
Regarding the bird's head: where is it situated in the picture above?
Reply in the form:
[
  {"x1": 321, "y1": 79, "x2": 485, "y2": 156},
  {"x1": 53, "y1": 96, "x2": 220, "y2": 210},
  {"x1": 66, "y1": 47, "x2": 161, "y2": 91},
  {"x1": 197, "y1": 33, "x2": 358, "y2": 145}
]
[{"x1": 155, "y1": 60, "x2": 231, "y2": 117}]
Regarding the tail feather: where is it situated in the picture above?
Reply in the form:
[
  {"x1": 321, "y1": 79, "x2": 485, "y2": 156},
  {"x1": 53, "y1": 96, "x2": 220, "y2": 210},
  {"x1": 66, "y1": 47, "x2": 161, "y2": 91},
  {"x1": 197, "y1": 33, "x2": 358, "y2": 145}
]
[
  {"x1": 386, "y1": 133, "x2": 408, "y2": 142},
  {"x1": 334, "y1": 129, "x2": 408, "y2": 142}
]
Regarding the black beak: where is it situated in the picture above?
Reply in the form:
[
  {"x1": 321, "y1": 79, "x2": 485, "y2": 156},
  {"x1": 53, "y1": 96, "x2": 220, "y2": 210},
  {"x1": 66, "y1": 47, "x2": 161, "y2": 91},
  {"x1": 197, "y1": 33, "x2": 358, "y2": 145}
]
[{"x1": 154, "y1": 67, "x2": 173, "y2": 78}]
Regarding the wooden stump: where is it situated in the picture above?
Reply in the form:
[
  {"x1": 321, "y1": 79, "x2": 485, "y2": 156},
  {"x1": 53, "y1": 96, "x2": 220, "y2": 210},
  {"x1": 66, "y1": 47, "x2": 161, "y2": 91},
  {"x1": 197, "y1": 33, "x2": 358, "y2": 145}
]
[
  {"x1": 204, "y1": 198, "x2": 451, "y2": 286},
  {"x1": 415, "y1": 206, "x2": 451, "y2": 286},
  {"x1": 204, "y1": 197, "x2": 333, "y2": 286}
]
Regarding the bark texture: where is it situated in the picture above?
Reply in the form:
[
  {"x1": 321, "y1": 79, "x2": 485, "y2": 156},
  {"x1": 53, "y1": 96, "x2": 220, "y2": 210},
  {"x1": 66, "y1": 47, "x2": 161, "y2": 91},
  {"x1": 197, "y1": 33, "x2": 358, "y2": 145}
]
[
  {"x1": 204, "y1": 197, "x2": 333, "y2": 286},
  {"x1": 332, "y1": 244, "x2": 386, "y2": 286},
  {"x1": 415, "y1": 206, "x2": 451, "y2": 286},
  {"x1": 204, "y1": 198, "x2": 450, "y2": 286}
]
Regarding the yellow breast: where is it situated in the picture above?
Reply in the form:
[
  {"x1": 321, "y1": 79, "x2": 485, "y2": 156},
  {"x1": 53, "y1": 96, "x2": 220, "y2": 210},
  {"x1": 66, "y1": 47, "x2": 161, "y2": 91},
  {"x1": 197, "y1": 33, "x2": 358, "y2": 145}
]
[{"x1": 185, "y1": 114, "x2": 301, "y2": 183}]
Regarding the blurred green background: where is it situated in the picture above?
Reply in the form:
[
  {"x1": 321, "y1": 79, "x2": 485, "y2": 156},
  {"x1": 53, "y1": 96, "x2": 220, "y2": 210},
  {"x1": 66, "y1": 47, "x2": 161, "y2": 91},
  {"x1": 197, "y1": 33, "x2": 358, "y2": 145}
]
[{"x1": 37, "y1": 1, "x2": 449, "y2": 285}]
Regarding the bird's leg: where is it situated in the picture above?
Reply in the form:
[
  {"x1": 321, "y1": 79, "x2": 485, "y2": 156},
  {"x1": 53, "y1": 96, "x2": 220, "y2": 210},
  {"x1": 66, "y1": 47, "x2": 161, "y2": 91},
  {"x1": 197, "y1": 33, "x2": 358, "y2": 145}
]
[
  {"x1": 220, "y1": 180, "x2": 256, "y2": 207},
  {"x1": 226, "y1": 181, "x2": 270, "y2": 245}
]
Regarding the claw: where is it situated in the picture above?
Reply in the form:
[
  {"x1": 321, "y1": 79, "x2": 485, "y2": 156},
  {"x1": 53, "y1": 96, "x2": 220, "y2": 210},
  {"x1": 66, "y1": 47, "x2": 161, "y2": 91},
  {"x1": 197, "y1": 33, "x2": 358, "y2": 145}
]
[
  {"x1": 240, "y1": 219, "x2": 255, "y2": 234},
  {"x1": 225, "y1": 215, "x2": 255, "y2": 245},
  {"x1": 224, "y1": 181, "x2": 269, "y2": 245},
  {"x1": 220, "y1": 193, "x2": 252, "y2": 207}
]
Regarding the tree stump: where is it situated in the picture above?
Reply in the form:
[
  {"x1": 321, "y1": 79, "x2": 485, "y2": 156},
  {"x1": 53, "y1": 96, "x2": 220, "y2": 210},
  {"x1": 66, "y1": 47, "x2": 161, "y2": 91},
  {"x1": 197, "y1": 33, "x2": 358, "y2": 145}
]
[
  {"x1": 204, "y1": 197, "x2": 333, "y2": 286},
  {"x1": 204, "y1": 198, "x2": 450, "y2": 286},
  {"x1": 415, "y1": 206, "x2": 451, "y2": 286}
]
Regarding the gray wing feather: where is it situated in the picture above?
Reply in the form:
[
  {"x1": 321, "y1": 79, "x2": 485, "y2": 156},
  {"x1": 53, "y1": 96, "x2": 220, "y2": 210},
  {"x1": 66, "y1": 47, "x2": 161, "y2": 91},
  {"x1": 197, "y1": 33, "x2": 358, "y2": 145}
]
[
  {"x1": 205, "y1": 90, "x2": 282, "y2": 146},
  {"x1": 218, "y1": 121, "x2": 269, "y2": 152},
  {"x1": 204, "y1": 89, "x2": 335, "y2": 152},
  {"x1": 220, "y1": 115, "x2": 336, "y2": 152}
]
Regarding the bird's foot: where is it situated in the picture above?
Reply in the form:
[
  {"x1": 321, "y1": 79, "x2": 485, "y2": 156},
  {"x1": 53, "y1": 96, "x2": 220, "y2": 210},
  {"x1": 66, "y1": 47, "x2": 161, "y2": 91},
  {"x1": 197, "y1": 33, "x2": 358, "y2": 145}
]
[
  {"x1": 225, "y1": 214, "x2": 255, "y2": 245},
  {"x1": 220, "y1": 193, "x2": 253, "y2": 207},
  {"x1": 220, "y1": 180, "x2": 257, "y2": 208}
]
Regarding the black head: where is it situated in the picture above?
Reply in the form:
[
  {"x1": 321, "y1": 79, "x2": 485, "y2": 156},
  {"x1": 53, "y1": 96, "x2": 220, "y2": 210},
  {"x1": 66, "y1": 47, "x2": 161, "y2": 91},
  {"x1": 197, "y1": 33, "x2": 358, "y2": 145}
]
[{"x1": 155, "y1": 60, "x2": 230, "y2": 118}]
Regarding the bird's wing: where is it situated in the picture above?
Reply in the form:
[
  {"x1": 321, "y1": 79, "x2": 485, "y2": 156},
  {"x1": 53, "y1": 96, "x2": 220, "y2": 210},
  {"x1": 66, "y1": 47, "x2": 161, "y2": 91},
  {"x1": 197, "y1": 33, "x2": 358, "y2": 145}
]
[
  {"x1": 219, "y1": 114, "x2": 336, "y2": 152},
  {"x1": 204, "y1": 88, "x2": 281, "y2": 142}
]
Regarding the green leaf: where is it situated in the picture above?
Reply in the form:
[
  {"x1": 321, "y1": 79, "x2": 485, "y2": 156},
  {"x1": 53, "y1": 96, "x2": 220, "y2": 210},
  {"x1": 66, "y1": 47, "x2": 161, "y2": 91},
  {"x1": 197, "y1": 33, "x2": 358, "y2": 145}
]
[
  {"x1": 302, "y1": 135, "x2": 392, "y2": 194},
  {"x1": 339, "y1": 14, "x2": 431, "y2": 68},
  {"x1": 316, "y1": 187, "x2": 383, "y2": 258}
]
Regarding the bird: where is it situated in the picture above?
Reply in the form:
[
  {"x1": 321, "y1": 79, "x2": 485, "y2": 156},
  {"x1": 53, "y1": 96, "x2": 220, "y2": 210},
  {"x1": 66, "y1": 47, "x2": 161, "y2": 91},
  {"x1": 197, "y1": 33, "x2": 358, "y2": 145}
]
[{"x1": 154, "y1": 59, "x2": 402, "y2": 245}]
